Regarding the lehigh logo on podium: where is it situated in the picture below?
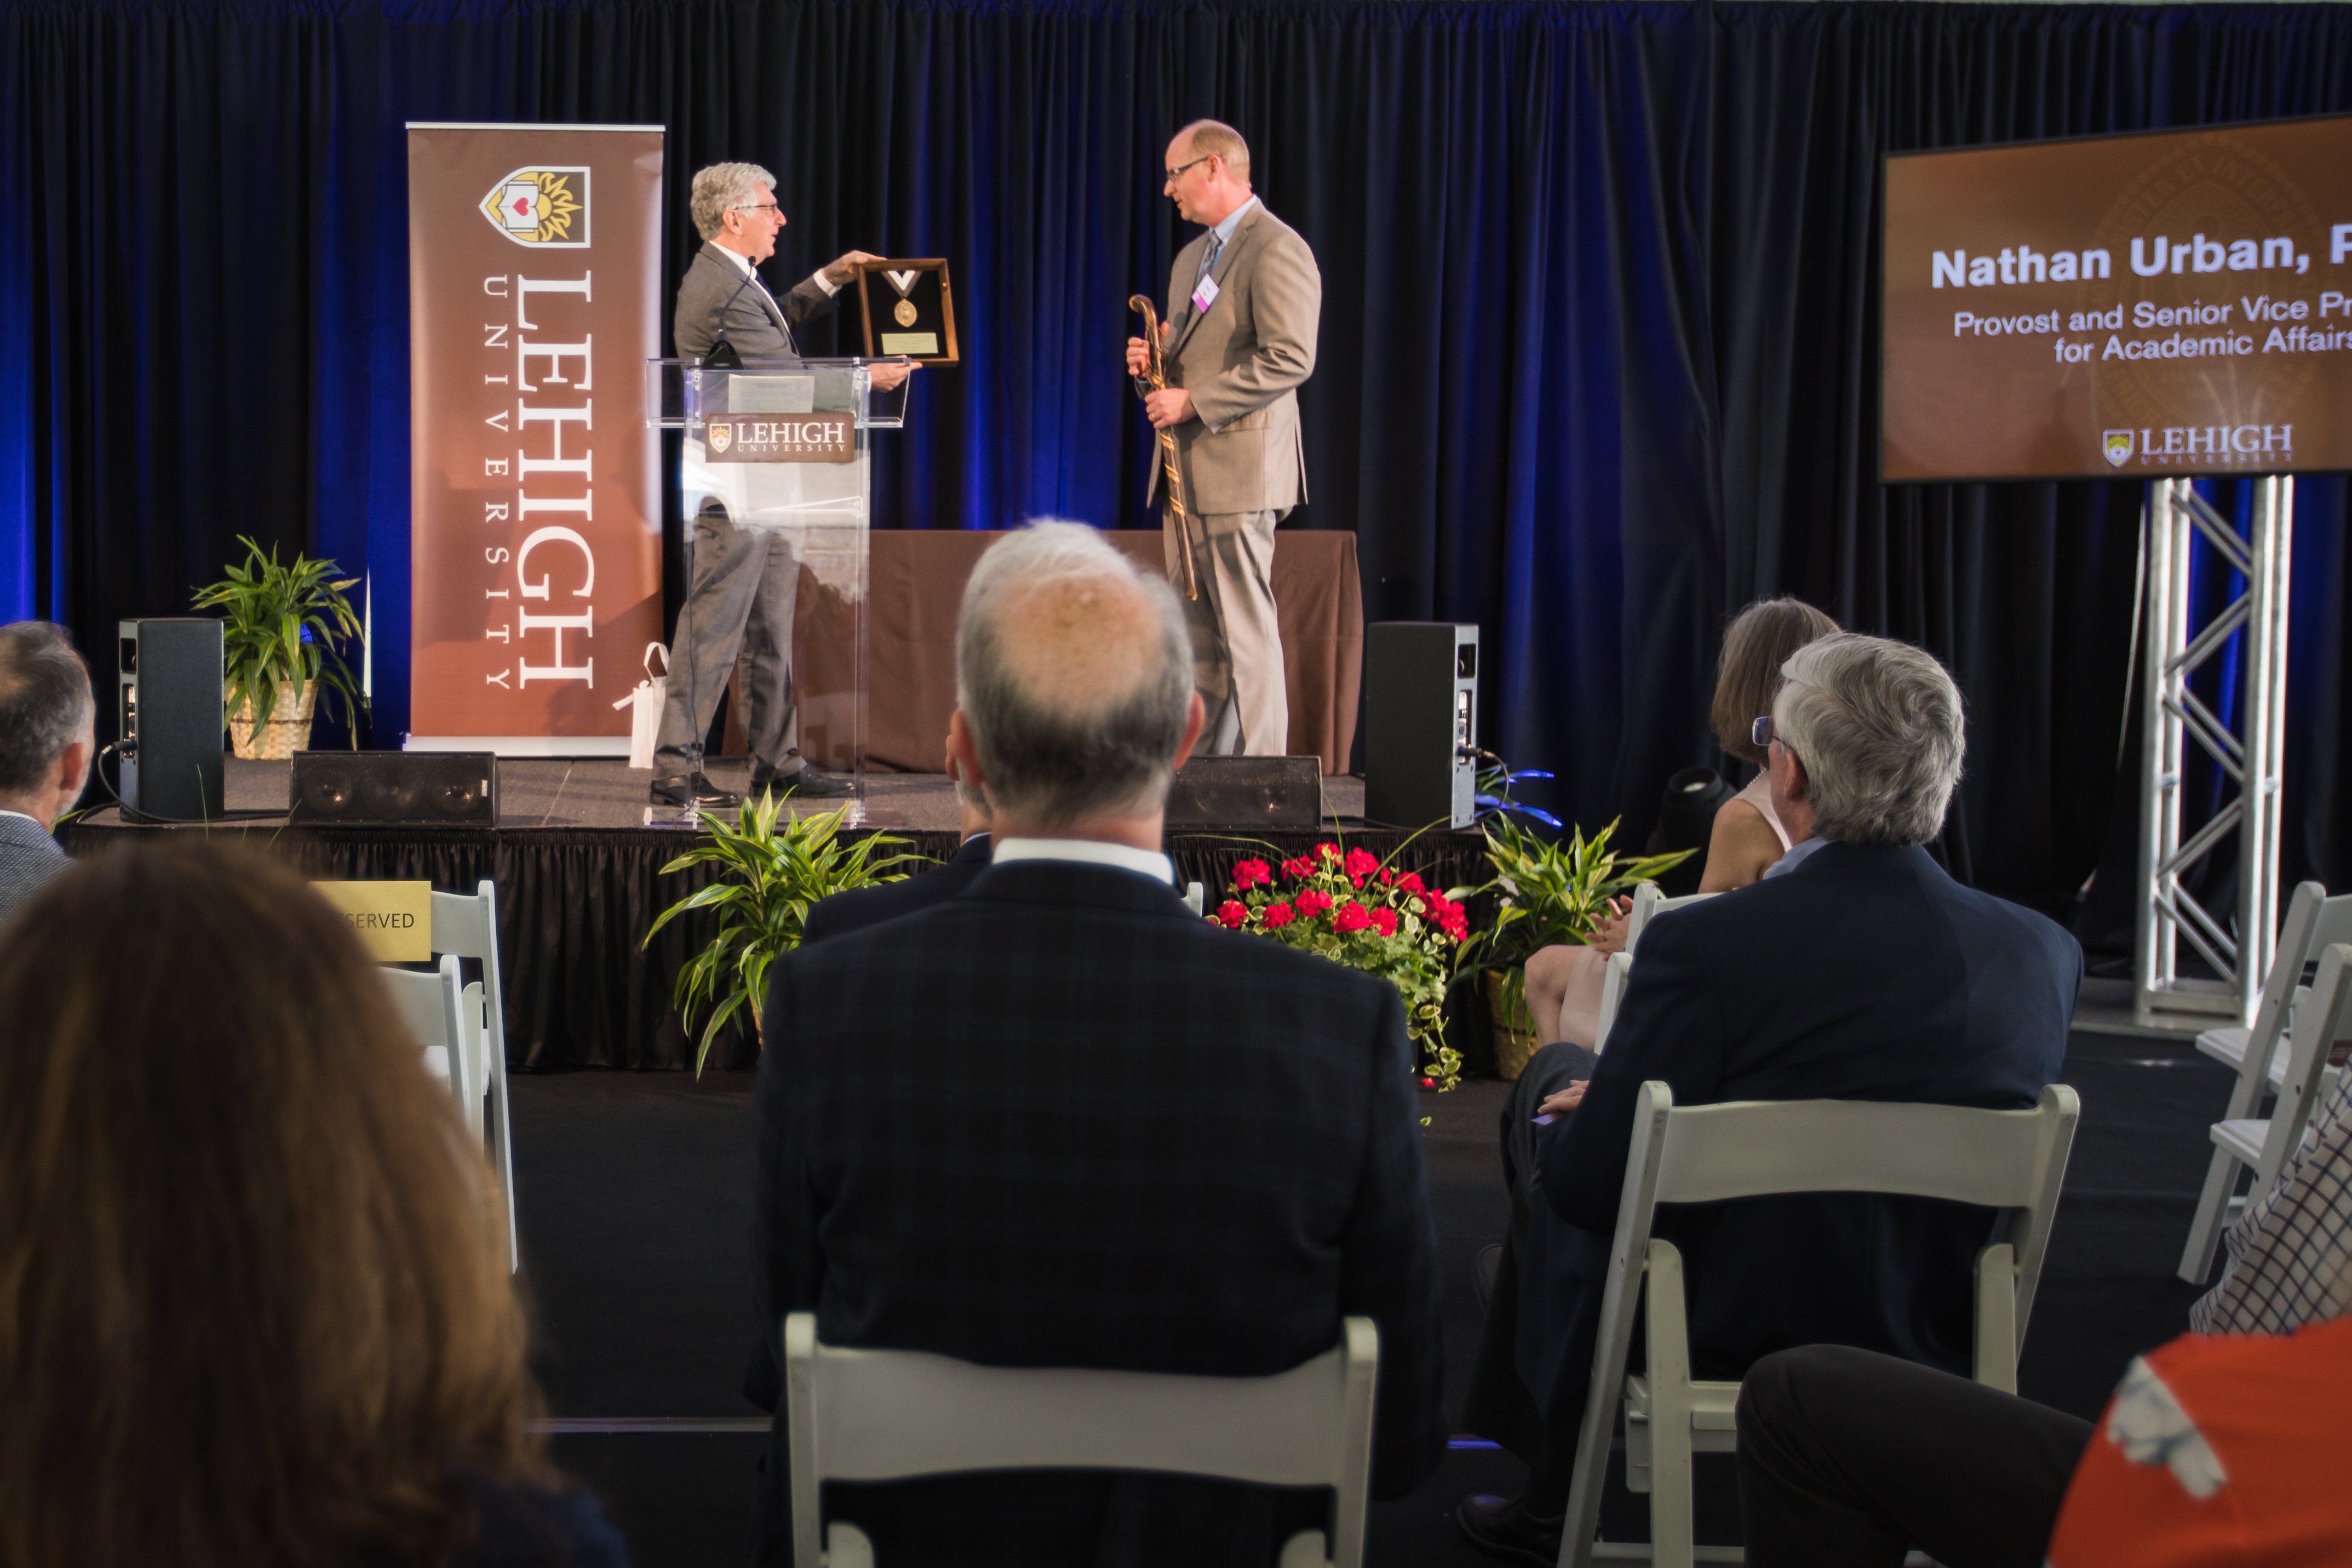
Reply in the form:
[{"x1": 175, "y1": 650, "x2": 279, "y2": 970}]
[
  {"x1": 707, "y1": 421, "x2": 733, "y2": 455},
  {"x1": 2103, "y1": 430, "x2": 2134, "y2": 467},
  {"x1": 480, "y1": 168, "x2": 590, "y2": 248}
]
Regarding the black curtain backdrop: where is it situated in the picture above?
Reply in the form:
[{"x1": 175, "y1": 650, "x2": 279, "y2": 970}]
[{"x1": 4, "y1": 1, "x2": 2349, "y2": 923}]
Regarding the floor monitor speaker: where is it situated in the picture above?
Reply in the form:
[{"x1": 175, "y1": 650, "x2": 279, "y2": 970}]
[
  {"x1": 292, "y1": 751, "x2": 498, "y2": 826},
  {"x1": 1364, "y1": 622, "x2": 1478, "y2": 830},
  {"x1": 117, "y1": 618, "x2": 225, "y2": 821},
  {"x1": 1162, "y1": 755, "x2": 1323, "y2": 830}
]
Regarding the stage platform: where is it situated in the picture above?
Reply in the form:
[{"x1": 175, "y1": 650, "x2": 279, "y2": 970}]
[{"x1": 65, "y1": 759, "x2": 1495, "y2": 1071}]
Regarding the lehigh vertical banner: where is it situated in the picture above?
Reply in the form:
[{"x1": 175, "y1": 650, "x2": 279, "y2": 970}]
[{"x1": 407, "y1": 124, "x2": 664, "y2": 751}]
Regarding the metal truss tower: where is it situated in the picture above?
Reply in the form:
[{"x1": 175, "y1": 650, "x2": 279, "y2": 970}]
[{"x1": 2135, "y1": 476, "x2": 2292, "y2": 1027}]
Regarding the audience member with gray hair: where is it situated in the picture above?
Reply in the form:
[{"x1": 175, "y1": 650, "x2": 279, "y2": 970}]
[
  {"x1": 1762, "y1": 631, "x2": 1966, "y2": 869},
  {"x1": 1457, "y1": 632, "x2": 2077, "y2": 1565},
  {"x1": 745, "y1": 520, "x2": 1444, "y2": 1564},
  {"x1": 951, "y1": 520, "x2": 1196, "y2": 830},
  {"x1": 0, "y1": 621, "x2": 95, "y2": 925}
]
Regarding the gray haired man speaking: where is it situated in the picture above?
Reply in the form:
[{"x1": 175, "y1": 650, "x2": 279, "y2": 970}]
[
  {"x1": 744, "y1": 521, "x2": 1443, "y2": 1564},
  {"x1": 653, "y1": 161, "x2": 911, "y2": 809},
  {"x1": 0, "y1": 622, "x2": 95, "y2": 926}
]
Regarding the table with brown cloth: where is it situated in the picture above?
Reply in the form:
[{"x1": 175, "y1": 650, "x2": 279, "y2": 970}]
[{"x1": 727, "y1": 529, "x2": 1362, "y2": 774}]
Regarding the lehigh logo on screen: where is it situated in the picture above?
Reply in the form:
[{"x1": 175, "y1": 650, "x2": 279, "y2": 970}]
[
  {"x1": 707, "y1": 421, "x2": 733, "y2": 455},
  {"x1": 2103, "y1": 430, "x2": 2135, "y2": 467},
  {"x1": 479, "y1": 168, "x2": 590, "y2": 248}
]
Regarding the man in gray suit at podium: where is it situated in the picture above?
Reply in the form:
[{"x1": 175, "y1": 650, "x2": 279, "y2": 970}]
[{"x1": 655, "y1": 161, "x2": 910, "y2": 807}]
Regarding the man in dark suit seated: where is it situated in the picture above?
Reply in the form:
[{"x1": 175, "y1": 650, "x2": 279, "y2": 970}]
[
  {"x1": 747, "y1": 521, "x2": 1445, "y2": 1566},
  {"x1": 797, "y1": 755, "x2": 993, "y2": 946},
  {"x1": 0, "y1": 622, "x2": 95, "y2": 927},
  {"x1": 1455, "y1": 633, "x2": 2080, "y2": 1564}
]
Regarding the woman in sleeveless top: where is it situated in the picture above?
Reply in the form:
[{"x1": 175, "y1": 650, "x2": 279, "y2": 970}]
[{"x1": 1527, "y1": 598, "x2": 1839, "y2": 1049}]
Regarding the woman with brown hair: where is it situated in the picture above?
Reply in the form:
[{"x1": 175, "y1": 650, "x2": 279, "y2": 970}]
[
  {"x1": 0, "y1": 839, "x2": 627, "y2": 1568},
  {"x1": 1694, "y1": 595, "x2": 1843, "y2": 892},
  {"x1": 1523, "y1": 596, "x2": 1840, "y2": 1047}
]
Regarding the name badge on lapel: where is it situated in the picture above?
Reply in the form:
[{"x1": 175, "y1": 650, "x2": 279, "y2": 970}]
[{"x1": 1190, "y1": 273, "x2": 1221, "y2": 316}]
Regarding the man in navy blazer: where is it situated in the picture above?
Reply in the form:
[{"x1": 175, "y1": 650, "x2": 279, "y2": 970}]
[
  {"x1": 795, "y1": 761, "x2": 993, "y2": 947},
  {"x1": 1457, "y1": 633, "x2": 2080, "y2": 1564},
  {"x1": 748, "y1": 522, "x2": 1444, "y2": 1566},
  {"x1": 0, "y1": 622, "x2": 94, "y2": 928}
]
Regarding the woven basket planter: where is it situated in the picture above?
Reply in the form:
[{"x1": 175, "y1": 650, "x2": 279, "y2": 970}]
[
  {"x1": 1484, "y1": 967, "x2": 1540, "y2": 1082},
  {"x1": 227, "y1": 681, "x2": 319, "y2": 761}
]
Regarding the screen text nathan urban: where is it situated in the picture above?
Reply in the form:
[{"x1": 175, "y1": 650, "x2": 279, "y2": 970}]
[
  {"x1": 1934, "y1": 227, "x2": 2352, "y2": 372},
  {"x1": 1881, "y1": 115, "x2": 2352, "y2": 481}
]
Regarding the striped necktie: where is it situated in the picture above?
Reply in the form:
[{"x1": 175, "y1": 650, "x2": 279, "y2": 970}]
[{"x1": 1195, "y1": 231, "x2": 1225, "y2": 289}]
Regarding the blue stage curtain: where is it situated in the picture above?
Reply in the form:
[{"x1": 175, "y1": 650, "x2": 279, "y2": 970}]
[{"x1": 2, "y1": 0, "x2": 2348, "y2": 912}]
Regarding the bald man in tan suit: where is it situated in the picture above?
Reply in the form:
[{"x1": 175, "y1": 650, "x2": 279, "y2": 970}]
[{"x1": 1126, "y1": 119, "x2": 1321, "y2": 757}]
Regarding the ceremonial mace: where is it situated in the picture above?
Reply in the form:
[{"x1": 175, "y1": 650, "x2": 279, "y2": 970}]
[{"x1": 1129, "y1": 295, "x2": 1201, "y2": 600}]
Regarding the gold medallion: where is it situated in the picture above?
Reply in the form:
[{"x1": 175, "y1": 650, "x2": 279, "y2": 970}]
[{"x1": 894, "y1": 298, "x2": 918, "y2": 327}]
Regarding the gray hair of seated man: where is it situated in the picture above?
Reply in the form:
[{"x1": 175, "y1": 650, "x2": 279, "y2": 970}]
[
  {"x1": 955, "y1": 521, "x2": 1191, "y2": 829},
  {"x1": 1771, "y1": 632, "x2": 1965, "y2": 848},
  {"x1": 0, "y1": 622, "x2": 94, "y2": 796},
  {"x1": 689, "y1": 162, "x2": 778, "y2": 242},
  {"x1": 951, "y1": 769, "x2": 993, "y2": 820}
]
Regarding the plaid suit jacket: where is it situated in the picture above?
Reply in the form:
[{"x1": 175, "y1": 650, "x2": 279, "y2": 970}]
[
  {"x1": 749, "y1": 858, "x2": 1444, "y2": 1564},
  {"x1": 0, "y1": 813, "x2": 67, "y2": 929}
]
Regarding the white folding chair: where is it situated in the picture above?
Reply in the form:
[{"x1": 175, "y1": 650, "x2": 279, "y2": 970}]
[
  {"x1": 383, "y1": 955, "x2": 474, "y2": 1125},
  {"x1": 1558, "y1": 1081, "x2": 2081, "y2": 1568},
  {"x1": 784, "y1": 1313, "x2": 1379, "y2": 1568},
  {"x1": 1624, "y1": 885, "x2": 1715, "y2": 952},
  {"x1": 431, "y1": 881, "x2": 518, "y2": 1272},
  {"x1": 1594, "y1": 951, "x2": 1635, "y2": 1052},
  {"x1": 2203, "y1": 945, "x2": 2352, "y2": 1215},
  {"x1": 2180, "y1": 882, "x2": 2352, "y2": 1282},
  {"x1": 1593, "y1": 890, "x2": 1714, "y2": 1050}
]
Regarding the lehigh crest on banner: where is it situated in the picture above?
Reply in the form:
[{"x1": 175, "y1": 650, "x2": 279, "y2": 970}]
[
  {"x1": 708, "y1": 420, "x2": 732, "y2": 455},
  {"x1": 2103, "y1": 429, "x2": 2134, "y2": 467},
  {"x1": 479, "y1": 167, "x2": 590, "y2": 248}
]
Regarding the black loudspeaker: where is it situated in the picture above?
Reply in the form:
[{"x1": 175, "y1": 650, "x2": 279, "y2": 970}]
[
  {"x1": 117, "y1": 618, "x2": 225, "y2": 821},
  {"x1": 1364, "y1": 622, "x2": 1478, "y2": 830},
  {"x1": 1163, "y1": 755, "x2": 1323, "y2": 830},
  {"x1": 291, "y1": 751, "x2": 498, "y2": 825}
]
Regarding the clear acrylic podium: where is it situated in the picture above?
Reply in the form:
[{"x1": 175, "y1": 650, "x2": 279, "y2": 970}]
[{"x1": 644, "y1": 356, "x2": 911, "y2": 827}]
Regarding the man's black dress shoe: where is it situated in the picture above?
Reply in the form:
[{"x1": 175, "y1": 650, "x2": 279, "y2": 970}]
[
  {"x1": 1455, "y1": 1492, "x2": 1564, "y2": 1568},
  {"x1": 649, "y1": 773, "x2": 742, "y2": 808},
  {"x1": 749, "y1": 764, "x2": 851, "y2": 799}
]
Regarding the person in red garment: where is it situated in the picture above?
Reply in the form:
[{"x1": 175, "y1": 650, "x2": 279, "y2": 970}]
[
  {"x1": 1736, "y1": 1045, "x2": 2352, "y2": 1567},
  {"x1": 2043, "y1": 1316, "x2": 2352, "y2": 1566}
]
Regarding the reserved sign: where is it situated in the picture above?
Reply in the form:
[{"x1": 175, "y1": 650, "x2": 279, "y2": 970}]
[{"x1": 314, "y1": 881, "x2": 433, "y2": 961}]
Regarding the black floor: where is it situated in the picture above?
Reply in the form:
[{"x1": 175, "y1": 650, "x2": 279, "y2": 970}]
[{"x1": 512, "y1": 1028, "x2": 2230, "y2": 1567}]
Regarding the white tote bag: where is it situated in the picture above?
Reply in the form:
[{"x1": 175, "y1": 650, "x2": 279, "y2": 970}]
[{"x1": 611, "y1": 644, "x2": 669, "y2": 769}]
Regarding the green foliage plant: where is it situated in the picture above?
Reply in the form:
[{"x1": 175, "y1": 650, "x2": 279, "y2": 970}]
[
  {"x1": 1206, "y1": 840, "x2": 1471, "y2": 1094},
  {"x1": 644, "y1": 794, "x2": 925, "y2": 1072},
  {"x1": 1455, "y1": 813, "x2": 1697, "y2": 1024},
  {"x1": 190, "y1": 535, "x2": 368, "y2": 743}
]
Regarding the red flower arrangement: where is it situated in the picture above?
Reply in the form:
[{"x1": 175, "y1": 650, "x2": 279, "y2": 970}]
[{"x1": 1203, "y1": 840, "x2": 1468, "y2": 1093}]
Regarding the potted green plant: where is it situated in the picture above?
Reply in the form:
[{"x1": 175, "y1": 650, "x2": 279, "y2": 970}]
[
  {"x1": 644, "y1": 795, "x2": 926, "y2": 1072},
  {"x1": 1455, "y1": 812, "x2": 1695, "y2": 1079},
  {"x1": 191, "y1": 536, "x2": 368, "y2": 758}
]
